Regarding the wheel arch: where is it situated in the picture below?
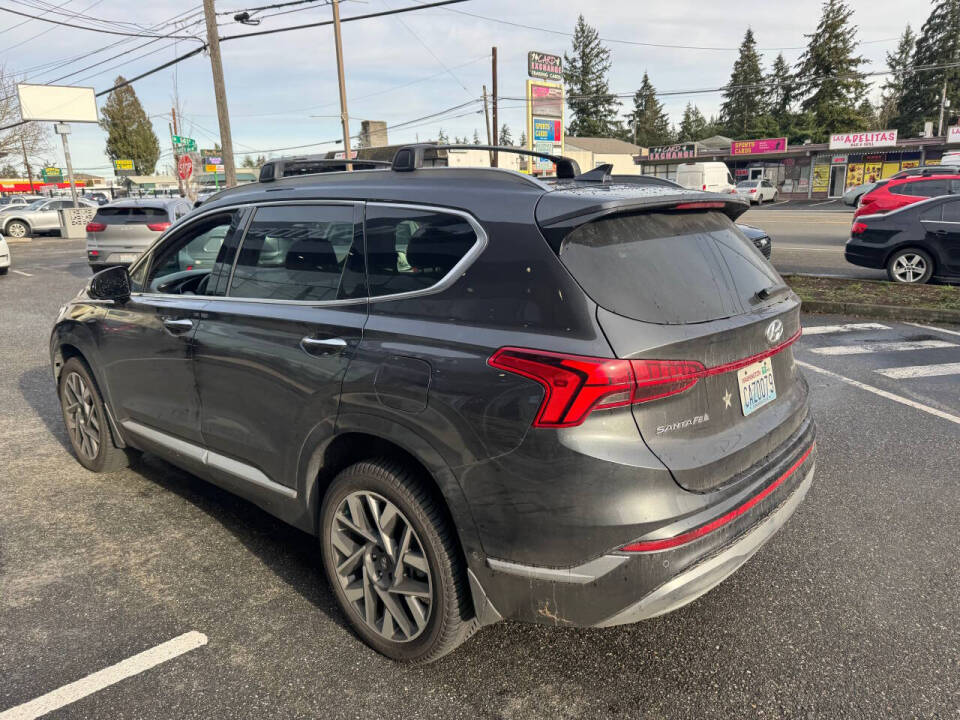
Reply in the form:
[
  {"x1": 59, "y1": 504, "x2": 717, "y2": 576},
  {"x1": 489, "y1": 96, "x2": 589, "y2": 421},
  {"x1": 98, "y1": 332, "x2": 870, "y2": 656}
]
[
  {"x1": 884, "y1": 243, "x2": 940, "y2": 274},
  {"x1": 3, "y1": 216, "x2": 31, "y2": 234}
]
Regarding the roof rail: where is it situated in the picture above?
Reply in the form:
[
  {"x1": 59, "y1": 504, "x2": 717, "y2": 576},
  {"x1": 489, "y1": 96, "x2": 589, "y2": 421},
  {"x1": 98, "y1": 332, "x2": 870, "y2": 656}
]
[
  {"x1": 390, "y1": 143, "x2": 581, "y2": 179},
  {"x1": 259, "y1": 155, "x2": 391, "y2": 183}
]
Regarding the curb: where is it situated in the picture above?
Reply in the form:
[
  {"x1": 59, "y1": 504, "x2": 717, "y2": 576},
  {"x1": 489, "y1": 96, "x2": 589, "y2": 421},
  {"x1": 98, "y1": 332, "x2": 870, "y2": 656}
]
[{"x1": 800, "y1": 299, "x2": 960, "y2": 324}]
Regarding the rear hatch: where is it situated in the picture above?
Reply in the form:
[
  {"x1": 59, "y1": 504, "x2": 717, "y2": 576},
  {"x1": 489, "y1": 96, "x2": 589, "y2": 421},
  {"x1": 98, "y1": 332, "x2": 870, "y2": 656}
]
[
  {"x1": 537, "y1": 190, "x2": 807, "y2": 493},
  {"x1": 88, "y1": 206, "x2": 170, "y2": 262}
]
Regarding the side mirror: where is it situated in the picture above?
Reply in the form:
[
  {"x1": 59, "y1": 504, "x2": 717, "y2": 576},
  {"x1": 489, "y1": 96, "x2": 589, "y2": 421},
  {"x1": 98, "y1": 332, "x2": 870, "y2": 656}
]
[{"x1": 89, "y1": 265, "x2": 131, "y2": 302}]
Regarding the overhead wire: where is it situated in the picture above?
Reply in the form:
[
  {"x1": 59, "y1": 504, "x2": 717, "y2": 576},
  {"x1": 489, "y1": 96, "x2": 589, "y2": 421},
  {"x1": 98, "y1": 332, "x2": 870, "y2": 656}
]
[{"x1": 0, "y1": 4, "x2": 207, "y2": 39}]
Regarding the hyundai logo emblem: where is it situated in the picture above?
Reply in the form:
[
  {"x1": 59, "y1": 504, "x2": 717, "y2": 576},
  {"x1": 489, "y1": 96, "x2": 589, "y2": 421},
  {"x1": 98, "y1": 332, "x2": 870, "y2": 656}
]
[{"x1": 765, "y1": 319, "x2": 784, "y2": 344}]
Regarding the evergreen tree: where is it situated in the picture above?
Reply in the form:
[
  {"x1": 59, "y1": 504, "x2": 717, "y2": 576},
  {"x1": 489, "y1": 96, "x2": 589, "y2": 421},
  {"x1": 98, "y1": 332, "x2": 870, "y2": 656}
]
[
  {"x1": 768, "y1": 53, "x2": 795, "y2": 120},
  {"x1": 627, "y1": 72, "x2": 672, "y2": 146},
  {"x1": 518, "y1": 130, "x2": 527, "y2": 147},
  {"x1": 678, "y1": 103, "x2": 707, "y2": 141},
  {"x1": 472, "y1": 129, "x2": 481, "y2": 144},
  {"x1": 720, "y1": 28, "x2": 768, "y2": 138},
  {"x1": 898, "y1": 2, "x2": 960, "y2": 136},
  {"x1": 100, "y1": 76, "x2": 160, "y2": 175},
  {"x1": 793, "y1": 0, "x2": 869, "y2": 141},
  {"x1": 0, "y1": 162, "x2": 20, "y2": 177},
  {"x1": 878, "y1": 25, "x2": 916, "y2": 129},
  {"x1": 499, "y1": 123, "x2": 513, "y2": 146},
  {"x1": 241, "y1": 154, "x2": 266, "y2": 168},
  {"x1": 563, "y1": 15, "x2": 620, "y2": 136}
]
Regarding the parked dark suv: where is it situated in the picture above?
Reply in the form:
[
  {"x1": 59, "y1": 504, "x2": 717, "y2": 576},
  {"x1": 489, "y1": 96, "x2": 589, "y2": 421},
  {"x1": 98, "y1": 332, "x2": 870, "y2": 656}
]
[{"x1": 50, "y1": 146, "x2": 816, "y2": 663}]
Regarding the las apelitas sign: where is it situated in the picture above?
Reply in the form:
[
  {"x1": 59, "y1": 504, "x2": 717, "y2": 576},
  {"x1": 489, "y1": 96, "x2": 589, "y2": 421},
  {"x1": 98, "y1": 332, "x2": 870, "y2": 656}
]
[{"x1": 829, "y1": 130, "x2": 898, "y2": 150}]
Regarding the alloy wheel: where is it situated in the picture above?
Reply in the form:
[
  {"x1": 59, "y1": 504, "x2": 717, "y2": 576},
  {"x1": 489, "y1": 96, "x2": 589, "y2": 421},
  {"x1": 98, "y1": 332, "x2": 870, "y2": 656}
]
[
  {"x1": 330, "y1": 491, "x2": 433, "y2": 642},
  {"x1": 6, "y1": 222, "x2": 27, "y2": 238},
  {"x1": 62, "y1": 371, "x2": 101, "y2": 460},
  {"x1": 892, "y1": 253, "x2": 927, "y2": 283}
]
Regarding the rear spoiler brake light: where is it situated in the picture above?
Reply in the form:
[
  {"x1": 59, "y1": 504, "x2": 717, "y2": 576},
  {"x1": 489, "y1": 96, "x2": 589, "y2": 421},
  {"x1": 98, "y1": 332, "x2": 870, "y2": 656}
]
[{"x1": 674, "y1": 202, "x2": 727, "y2": 210}]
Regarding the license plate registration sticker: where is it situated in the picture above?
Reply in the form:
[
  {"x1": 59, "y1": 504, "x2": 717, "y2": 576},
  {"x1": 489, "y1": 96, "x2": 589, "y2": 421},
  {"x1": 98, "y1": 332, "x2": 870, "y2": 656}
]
[{"x1": 737, "y1": 358, "x2": 777, "y2": 416}]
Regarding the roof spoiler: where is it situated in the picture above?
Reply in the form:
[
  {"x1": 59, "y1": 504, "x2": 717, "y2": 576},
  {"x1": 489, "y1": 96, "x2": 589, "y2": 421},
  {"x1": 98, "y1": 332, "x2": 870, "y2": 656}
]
[{"x1": 390, "y1": 143, "x2": 582, "y2": 179}]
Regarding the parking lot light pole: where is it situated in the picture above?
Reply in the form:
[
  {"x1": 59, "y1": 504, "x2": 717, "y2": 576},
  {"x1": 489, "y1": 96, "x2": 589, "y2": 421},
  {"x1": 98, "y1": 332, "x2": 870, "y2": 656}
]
[
  {"x1": 54, "y1": 122, "x2": 79, "y2": 208},
  {"x1": 203, "y1": 0, "x2": 237, "y2": 187}
]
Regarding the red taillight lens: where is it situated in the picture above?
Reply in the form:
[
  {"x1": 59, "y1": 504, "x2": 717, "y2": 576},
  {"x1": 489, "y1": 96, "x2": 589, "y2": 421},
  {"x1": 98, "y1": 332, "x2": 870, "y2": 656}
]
[
  {"x1": 674, "y1": 201, "x2": 726, "y2": 210},
  {"x1": 702, "y1": 184, "x2": 707, "y2": 190},
  {"x1": 851, "y1": 222, "x2": 867, "y2": 235},
  {"x1": 88, "y1": 250, "x2": 99, "y2": 257},
  {"x1": 86, "y1": 222, "x2": 106, "y2": 232},
  {"x1": 749, "y1": 188, "x2": 757, "y2": 193},
  {"x1": 488, "y1": 349, "x2": 705, "y2": 428},
  {"x1": 147, "y1": 221, "x2": 171, "y2": 232}
]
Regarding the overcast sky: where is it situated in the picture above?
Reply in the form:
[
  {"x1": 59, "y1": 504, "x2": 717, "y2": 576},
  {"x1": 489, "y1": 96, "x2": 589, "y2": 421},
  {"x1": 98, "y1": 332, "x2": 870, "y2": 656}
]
[{"x1": 1, "y1": 0, "x2": 936, "y2": 176}]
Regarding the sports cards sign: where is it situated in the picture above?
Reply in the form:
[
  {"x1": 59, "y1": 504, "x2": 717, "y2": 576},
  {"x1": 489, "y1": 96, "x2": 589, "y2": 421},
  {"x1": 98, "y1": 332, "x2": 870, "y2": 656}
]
[{"x1": 829, "y1": 130, "x2": 898, "y2": 150}]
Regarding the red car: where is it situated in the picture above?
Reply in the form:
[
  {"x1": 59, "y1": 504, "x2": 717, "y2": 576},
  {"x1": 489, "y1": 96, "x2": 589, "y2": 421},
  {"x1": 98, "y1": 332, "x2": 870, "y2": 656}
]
[{"x1": 854, "y1": 173, "x2": 960, "y2": 219}]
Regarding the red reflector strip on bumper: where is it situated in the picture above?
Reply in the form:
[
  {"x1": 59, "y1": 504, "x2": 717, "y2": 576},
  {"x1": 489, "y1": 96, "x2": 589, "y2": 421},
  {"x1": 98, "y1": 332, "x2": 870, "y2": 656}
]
[{"x1": 620, "y1": 443, "x2": 814, "y2": 553}]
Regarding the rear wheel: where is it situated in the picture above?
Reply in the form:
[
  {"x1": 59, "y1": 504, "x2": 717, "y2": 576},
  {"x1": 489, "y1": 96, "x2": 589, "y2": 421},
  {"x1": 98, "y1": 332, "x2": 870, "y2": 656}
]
[
  {"x1": 0, "y1": 267, "x2": 8, "y2": 275},
  {"x1": 58, "y1": 357, "x2": 131, "y2": 472},
  {"x1": 756, "y1": 193, "x2": 763, "y2": 206},
  {"x1": 887, "y1": 248, "x2": 933, "y2": 284},
  {"x1": 320, "y1": 459, "x2": 476, "y2": 663},
  {"x1": 5, "y1": 220, "x2": 28, "y2": 238}
]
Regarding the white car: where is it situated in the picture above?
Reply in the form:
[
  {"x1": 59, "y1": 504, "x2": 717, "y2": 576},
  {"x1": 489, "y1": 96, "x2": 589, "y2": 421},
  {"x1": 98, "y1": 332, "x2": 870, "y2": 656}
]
[
  {"x1": 736, "y1": 179, "x2": 779, "y2": 204},
  {"x1": 0, "y1": 234, "x2": 10, "y2": 275}
]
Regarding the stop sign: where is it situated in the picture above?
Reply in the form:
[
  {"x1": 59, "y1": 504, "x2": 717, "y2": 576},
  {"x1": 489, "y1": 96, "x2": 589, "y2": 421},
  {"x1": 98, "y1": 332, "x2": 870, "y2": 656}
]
[{"x1": 178, "y1": 154, "x2": 193, "y2": 180}]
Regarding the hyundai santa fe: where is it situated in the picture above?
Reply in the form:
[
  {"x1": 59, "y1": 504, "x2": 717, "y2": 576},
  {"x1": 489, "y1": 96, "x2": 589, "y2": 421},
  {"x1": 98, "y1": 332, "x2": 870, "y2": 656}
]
[{"x1": 50, "y1": 145, "x2": 816, "y2": 663}]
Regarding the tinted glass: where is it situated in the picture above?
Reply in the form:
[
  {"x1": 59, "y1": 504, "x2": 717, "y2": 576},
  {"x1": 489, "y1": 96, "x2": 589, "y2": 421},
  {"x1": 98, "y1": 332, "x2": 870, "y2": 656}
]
[
  {"x1": 364, "y1": 206, "x2": 478, "y2": 298},
  {"x1": 912, "y1": 179, "x2": 950, "y2": 197},
  {"x1": 951, "y1": 180, "x2": 960, "y2": 194},
  {"x1": 146, "y1": 211, "x2": 242, "y2": 294},
  {"x1": 559, "y1": 211, "x2": 782, "y2": 325},
  {"x1": 229, "y1": 205, "x2": 360, "y2": 302},
  {"x1": 93, "y1": 207, "x2": 167, "y2": 224},
  {"x1": 943, "y1": 199, "x2": 960, "y2": 223},
  {"x1": 889, "y1": 182, "x2": 913, "y2": 196}
]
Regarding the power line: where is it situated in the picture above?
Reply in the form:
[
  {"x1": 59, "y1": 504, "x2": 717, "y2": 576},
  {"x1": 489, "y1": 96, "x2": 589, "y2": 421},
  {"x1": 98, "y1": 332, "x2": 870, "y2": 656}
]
[
  {"x1": 0, "y1": 0, "x2": 73, "y2": 37},
  {"x1": 218, "y1": 0, "x2": 321, "y2": 15},
  {"x1": 406, "y1": 0, "x2": 899, "y2": 53},
  {"x1": 0, "y1": 5, "x2": 206, "y2": 39}
]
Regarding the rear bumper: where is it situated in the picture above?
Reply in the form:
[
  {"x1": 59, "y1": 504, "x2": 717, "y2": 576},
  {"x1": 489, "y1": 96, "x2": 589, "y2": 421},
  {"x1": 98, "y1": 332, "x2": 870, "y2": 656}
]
[{"x1": 844, "y1": 242, "x2": 885, "y2": 269}]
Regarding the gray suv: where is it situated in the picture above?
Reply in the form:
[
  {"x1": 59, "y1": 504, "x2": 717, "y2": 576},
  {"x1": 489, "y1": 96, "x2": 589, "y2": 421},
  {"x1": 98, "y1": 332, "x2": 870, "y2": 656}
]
[
  {"x1": 50, "y1": 145, "x2": 816, "y2": 663},
  {"x1": 86, "y1": 198, "x2": 193, "y2": 271}
]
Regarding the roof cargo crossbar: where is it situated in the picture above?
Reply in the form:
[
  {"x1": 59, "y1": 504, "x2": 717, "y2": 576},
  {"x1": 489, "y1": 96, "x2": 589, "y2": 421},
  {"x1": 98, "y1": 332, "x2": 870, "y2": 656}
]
[
  {"x1": 390, "y1": 143, "x2": 581, "y2": 179},
  {"x1": 259, "y1": 155, "x2": 391, "y2": 182}
]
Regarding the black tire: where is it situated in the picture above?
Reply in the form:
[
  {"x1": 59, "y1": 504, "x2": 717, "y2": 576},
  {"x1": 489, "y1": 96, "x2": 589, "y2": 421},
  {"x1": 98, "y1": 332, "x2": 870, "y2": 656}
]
[
  {"x1": 0, "y1": 266, "x2": 8, "y2": 275},
  {"x1": 756, "y1": 193, "x2": 763, "y2": 206},
  {"x1": 320, "y1": 459, "x2": 477, "y2": 663},
  {"x1": 5, "y1": 220, "x2": 28, "y2": 239},
  {"x1": 886, "y1": 247, "x2": 934, "y2": 284},
  {"x1": 58, "y1": 356, "x2": 132, "y2": 472}
]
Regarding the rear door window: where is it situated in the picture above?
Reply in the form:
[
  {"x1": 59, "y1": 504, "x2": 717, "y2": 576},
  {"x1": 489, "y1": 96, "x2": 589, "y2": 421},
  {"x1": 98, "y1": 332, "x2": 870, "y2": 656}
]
[
  {"x1": 364, "y1": 206, "x2": 479, "y2": 298},
  {"x1": 912, "y1": 179, "x2": 950, "y2": 197},
  {"x1": 229, "y1": 204, "x2": 362, "y2": 302},
  {"x1": 942, "y1": 199, "x2": 960, "y2": 223},
  {"x1": 557, "y1": 211, "x2": 781, "y2": 325}
]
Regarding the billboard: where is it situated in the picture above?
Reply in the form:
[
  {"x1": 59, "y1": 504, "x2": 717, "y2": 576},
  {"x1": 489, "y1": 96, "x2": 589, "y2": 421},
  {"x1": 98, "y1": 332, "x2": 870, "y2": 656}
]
[
  {"x1": 731, "y1": 137, "x2": 787, "y2": 155},
  {"x1": 829, "y1": 130, "x2": 898, "y2": 150},
  {"x1": 16, "y1": 84, "x2": 98, "y2": 123},
  {"x1": 113, "y1": 159, "x2": 135, "y2": 177},
  {"x1": 528, "y1": 51, "x2": 563, "y2": 82},
  {"x1": 526, "y1": 80, "x2": 564, "y2": 175}
]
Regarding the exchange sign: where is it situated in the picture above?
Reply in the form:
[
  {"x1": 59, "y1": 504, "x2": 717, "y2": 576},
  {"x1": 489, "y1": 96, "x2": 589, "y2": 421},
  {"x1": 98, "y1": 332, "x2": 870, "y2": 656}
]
[{"x1": 528, "y1": 51, "x2": 563, "y2": 82}]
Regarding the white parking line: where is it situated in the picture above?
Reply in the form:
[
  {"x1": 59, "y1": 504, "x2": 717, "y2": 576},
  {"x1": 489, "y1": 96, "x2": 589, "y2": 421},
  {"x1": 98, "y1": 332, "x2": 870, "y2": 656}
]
[
  {"x1": 11, "y1": 269, "x2": 32, "y2": 277},
  {"x1": 803, "y1": 322, "x2": 890, "y2": 335},
  {"x1": 875, "y1": 362, "x2": 960, "y2": 380},
  {"x1": 810, "y1": 340, "x2": 956, "y2": 356},
  {"x1": 905, "y1": 321, "x2": 960, "y2": 338},
  {"x1": 796, "y1": 360, "x2": 960, "y2": 426},
  {"x1": 809, "y1": 199, "x2": 839, "y2": 206},
  {"x1": 0, "y1": 632, "x2": 207, "y2": 720}
]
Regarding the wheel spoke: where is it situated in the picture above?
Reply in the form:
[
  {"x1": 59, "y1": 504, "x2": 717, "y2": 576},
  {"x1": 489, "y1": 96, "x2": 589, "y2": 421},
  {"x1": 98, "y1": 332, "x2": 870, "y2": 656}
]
[
  {"x1": 393, "y1": 525, "x2": 412, "y2": 577},
  {"x1": 403, "y1": 551, "x2": 429, "y2": 574},
  {"x1": 362, "y1": 566, "x2": 377, "y2": 626},
  {"x1": 388, "y1": 578, "x2": 431, "y2": 599},
  {"x1": 365, "y1": 494, "x2": 394, "y2": 559},
  {"x1": 336, "y1": 510, "x2": 378, "y2": 546},
  {"x1": 336, "y1": 546, "x2": 365, "y2": 576},
  {"x1": 375, "y1": 585, "x2": 413, "y2": 638},
  {"x1": 405, "y1": 596, "x2": 428, "y2": 631}
]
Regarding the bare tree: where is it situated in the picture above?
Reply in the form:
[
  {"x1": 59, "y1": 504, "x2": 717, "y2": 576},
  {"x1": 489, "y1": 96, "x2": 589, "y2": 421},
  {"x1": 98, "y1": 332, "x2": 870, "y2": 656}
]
[{"x1": 0, "y1": 65, "x2": 53, "y2": 181}]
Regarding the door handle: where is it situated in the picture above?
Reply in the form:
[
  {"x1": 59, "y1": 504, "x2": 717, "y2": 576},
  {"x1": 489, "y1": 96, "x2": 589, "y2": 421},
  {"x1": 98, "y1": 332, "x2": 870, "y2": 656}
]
[
  {"x1": 162, "y1": 318, "x2": 195, "y2": 335},
  {"x1": 300, "y1": 336, "x2": 347, "y2": 355},
  {"x1": 933, "y1": 229, "x2": 949, "y2": 236}
]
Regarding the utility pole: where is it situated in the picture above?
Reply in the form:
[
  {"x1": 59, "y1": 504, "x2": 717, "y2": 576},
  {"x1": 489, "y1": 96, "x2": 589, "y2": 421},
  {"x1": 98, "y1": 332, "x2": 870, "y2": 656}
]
[
  {"x1": 491, "y1": 46, "x2": 498, "y2": 167},
  {"x1": 938, "y1": 74, "x2": 948, "y2": 137},
  {"x1": 202, "y1": 0, "x2": 237, "y2": 187},
  {"x1": 170, "y1": 108, "x2": 185, "y2": 197},
  {"x1": 19, "y1": 136, "x2": 35, "y2": 193},
  {"x1": 482, "y1": 84, "x2": 493, "y2": 166},
  {"x1": 331, "y1": 0, "x2": 352, "y2": 170}
]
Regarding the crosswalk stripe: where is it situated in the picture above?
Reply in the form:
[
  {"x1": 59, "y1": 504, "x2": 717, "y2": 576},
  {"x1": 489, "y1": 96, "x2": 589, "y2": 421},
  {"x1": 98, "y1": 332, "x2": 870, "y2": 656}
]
[
  {"x1": 802, "y1": 323, "x2": 890, "y2": 335},
  {"x1": 904, "y1": 322, "x2": 960, "y2": 338},
  {"x1": 810, "y1": 340, "x2": 956, "y2": 356},
  {"x1": 875, "y1": 362, "x2": 960, "y2": 379}
]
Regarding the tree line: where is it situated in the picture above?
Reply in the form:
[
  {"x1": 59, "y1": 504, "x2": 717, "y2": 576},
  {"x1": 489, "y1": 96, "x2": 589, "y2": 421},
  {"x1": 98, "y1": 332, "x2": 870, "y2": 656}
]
[{"x1": 563, "y1": 0, "x2": 960, "y2": 148}]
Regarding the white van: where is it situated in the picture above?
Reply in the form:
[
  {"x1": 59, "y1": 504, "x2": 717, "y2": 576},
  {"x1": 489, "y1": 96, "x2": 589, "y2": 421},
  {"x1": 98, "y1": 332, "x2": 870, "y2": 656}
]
[{"x1": 676, "y1": 161, "x2": 736, "y2": 194}]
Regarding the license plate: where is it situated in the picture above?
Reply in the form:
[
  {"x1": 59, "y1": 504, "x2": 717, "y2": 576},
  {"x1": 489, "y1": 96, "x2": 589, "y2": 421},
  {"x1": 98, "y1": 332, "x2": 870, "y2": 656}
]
[
  {"x1": 111, "y1": 253, "x2": 139, "y2": 263},
  {"x1": 737, "y1": 358, "x2": 777, "y2": 416}
]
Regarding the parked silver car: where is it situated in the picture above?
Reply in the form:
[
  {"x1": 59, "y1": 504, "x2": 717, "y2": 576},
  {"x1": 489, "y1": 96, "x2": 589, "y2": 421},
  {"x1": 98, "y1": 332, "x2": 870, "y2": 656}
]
[
  {"x1": 86, "y1": 198, "x2": 193, "y2": 270},
  {"x1": 1, "y1": 198, "x2": 97, "y2": 238},
  {"x1": 0, "y1": 195, "x2": 44, "y2": 208}
]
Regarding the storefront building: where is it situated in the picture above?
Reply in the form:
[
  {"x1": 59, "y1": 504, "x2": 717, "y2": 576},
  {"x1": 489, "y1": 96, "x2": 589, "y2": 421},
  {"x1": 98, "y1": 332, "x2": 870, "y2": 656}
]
[{"x1": 635, "y1": 129, "x2": 960, "y2": 199}]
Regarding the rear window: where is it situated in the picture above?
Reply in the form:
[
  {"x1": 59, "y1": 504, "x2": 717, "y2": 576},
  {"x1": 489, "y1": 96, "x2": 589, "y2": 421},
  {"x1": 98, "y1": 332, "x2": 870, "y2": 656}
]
[
  {"x1": 93, "y1": 206, "x2": 168, "y2": 224},
  {"x1": 558, "y1": 211, "x2": 782, "y2": 325}
]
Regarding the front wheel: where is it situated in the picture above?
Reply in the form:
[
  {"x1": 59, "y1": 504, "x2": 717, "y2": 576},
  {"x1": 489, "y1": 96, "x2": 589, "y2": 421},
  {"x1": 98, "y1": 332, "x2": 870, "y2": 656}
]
[
  {"x1": 320, "y1": 459, "x2": 477, "y2": 663},
  {"x1": 0, "y1": 266, "x2": 8, "y2": 275},
  {"x1": 887, "y1": 248, "x2": 934, "y2": 284},
  {"x1": 5, "y1": 220, "x2": 28, "y2": 238},
  {"x1": 756, "y1": 194, "x2": 763, "y2": 206}
]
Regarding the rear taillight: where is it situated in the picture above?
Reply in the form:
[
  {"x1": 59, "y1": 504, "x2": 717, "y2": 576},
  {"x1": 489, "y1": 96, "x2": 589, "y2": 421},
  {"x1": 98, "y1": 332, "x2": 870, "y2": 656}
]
[
  {"x1": 702, "y1": 184, "x2": 707, "y2": 190},
  {"x1": 88, "y1": 250, "x2": 99, "y2": 257},
  {"x1": 749, "y1": 188, "x2": 757, "y2": 193},
  {"x1": 674, "y1": 201, "x2": 726, "y2": 210},
  {"x1": 488, "y1": 349, "x2": 705, "y2": 428},
  {"x1": 86, "y1": 222, "x2": 106, "y2": 232},
  {"x1": 147, "y1": 222, "x2": 171, "y2": 231},
  {"x1": 851, "y1": 222, "x2": 868, "y2": 235}
]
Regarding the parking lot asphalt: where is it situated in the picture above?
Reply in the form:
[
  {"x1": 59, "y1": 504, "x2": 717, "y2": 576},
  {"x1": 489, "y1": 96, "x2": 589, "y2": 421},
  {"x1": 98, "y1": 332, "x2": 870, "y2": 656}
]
[{"x1": 2, "y1": 239, "x2": 959, "y2": 719}]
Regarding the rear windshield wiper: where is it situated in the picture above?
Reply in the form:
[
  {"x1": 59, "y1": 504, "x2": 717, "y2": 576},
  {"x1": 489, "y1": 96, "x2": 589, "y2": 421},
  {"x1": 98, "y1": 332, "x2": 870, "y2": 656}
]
[{"x1": 753, "y1": 283, "x2": 790, "y2": 303}]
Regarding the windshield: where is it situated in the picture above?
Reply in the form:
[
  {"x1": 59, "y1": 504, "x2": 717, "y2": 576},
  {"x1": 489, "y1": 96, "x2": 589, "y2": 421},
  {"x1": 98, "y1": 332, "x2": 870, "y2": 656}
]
[{"x1": 23, "y1": 200, "x2": 47, "y2": 211}]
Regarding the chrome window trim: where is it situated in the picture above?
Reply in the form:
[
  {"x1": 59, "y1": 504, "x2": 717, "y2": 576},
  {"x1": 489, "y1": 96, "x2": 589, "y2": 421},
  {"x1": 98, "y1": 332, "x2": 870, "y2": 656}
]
[{"x1": 129, "y1": 198, "x2": 487, "y2": 307}]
